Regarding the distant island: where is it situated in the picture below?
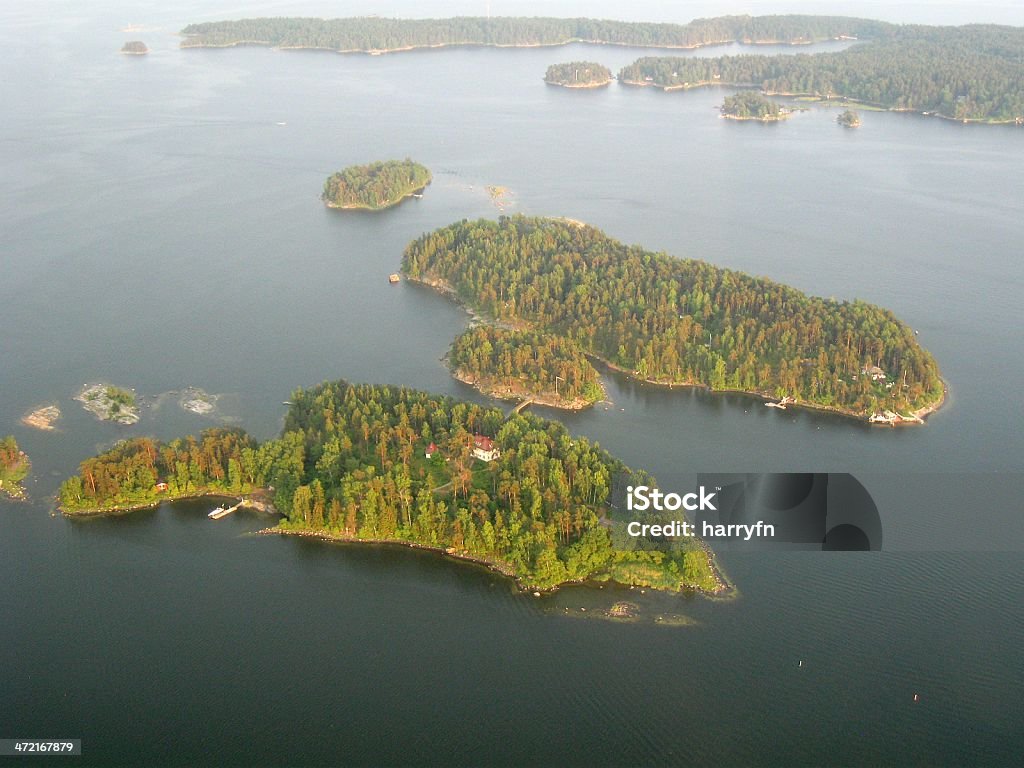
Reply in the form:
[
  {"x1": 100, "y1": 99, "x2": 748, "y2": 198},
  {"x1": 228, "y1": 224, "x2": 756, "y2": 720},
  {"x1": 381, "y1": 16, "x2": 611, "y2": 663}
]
[
  {"x1": 837, "y1": 109, "x2": 862, "y2": 127},
  {"x1": 60, "y1": 382, "x2": 723, "y2": 594},
  {"x1": 1, "y1": 436, "x2": 31, "y2": 500},
  {"x1": 179, "y1": 15, "x2": 893, "y2": 53},
  {"x1": 618, "y1": 24, "x2": 1024, "y2": 124},
  {"x1": 544, "y1": 61, "x2": 613, "y2": 88},
  {"x1": 721, "y1": 91, "x2": 788, "y2": 121},
  {"x1": 75, "y1": 383, "x2": 140, "y2": 424},
  {"x1": 179, "y1": 15, "x2": 1024, "y2": 123},
  {"x1": 403, "y1": 216, "x2": 945, "y2": 423},
  {"x1": 449, "y1": 326, "x2": 605, "y2": 409},
  {"x1": 120, "y1": 41, "x2": 148, "y2": 55},
  {"x1": 322, "y1": 159, "x2": 431, "y2": 211}
]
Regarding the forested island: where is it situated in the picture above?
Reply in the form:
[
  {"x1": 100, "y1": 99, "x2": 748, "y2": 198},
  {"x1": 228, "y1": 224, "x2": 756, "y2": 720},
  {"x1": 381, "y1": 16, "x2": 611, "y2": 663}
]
[
  {"x1": 402, "y1": 216, "x2": 945, "y2": 422},
  {"x1": 544, "y1": 61, "x2": 613, "y2": 88},
  {"x1": 1, "y1": 436, "x2": 31, "y2": 500},
  {"x1": 120, "y1": 41, "x2": 148, "y2": 55},
  {"x1": 59, "y1": 382, "x2": 722, "y2": 593},
  {"x1": 837, "y1": 109, "x2": 862, "y2": 127},
  {"x1": 619, "y1": 23, "x2": 1024, "y2": 123},
  {"x1": 449, "y1": 326, "x2": 605, "y2": 409},
  {"x1": 322, "y1": 159, "x2": 431, "y2": 211},
  {"x1": 180, "y1": 15, "x2": 892, "y2": 53},
  {"x1": 721, "y1": 91, "x2": 787, "y2": 121}
]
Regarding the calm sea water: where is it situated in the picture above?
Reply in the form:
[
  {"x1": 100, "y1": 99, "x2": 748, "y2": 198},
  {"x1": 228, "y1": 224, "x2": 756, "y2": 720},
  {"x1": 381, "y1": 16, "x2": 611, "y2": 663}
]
[{"x1": 2, "y1": 1, "x2": 1023, "y2": 765}]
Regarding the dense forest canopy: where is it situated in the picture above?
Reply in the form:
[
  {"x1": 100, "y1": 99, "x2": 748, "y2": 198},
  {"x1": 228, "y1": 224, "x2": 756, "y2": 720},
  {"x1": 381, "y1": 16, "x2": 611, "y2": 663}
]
[
  {"x1": 620, "y1": 24, "x2": 1024, "y2": 122},
  {"x1": 59, "y1": 383, "x2": 719, "y2": 592},
  {"x1": 180, "y1": 15, "x2": 895, "y2": 52},
  {"x1": 402, "y1": 217, "x2": 944, "y2": 418},
  {"x1": 544, "y1": 61, "x2": 613, "y2": 86},
  {"x1": 449, "y1": 326, "x2": 604, "y2": 407},
  {"x1": 721, "y1": 91, "x2": 785, "y2": 119},
  {"x1": 322, "y1": 159, "x2": 431, "y2": 210}
]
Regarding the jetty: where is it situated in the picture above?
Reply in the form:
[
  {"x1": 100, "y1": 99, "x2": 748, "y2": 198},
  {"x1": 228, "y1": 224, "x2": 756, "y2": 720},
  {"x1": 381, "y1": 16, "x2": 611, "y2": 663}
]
[
  {"x1": 508, "y1": 398, "x2": 534, "y2": 417},
  {"x1": 208, "y1": 501, "x2": 242, "y2": 519}
]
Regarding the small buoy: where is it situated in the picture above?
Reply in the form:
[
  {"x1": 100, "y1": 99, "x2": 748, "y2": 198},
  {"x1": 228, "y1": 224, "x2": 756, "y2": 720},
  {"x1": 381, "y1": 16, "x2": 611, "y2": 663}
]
[
  {"x1": 913, "y1": 693, "x2": 920, "y2": 702},
  {"x1": 798, "y1": 660, "x2": 803, "y2": 667}
]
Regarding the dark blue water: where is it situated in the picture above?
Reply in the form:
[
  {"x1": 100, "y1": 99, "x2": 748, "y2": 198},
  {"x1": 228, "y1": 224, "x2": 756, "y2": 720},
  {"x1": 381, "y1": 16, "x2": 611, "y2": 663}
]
[{"x1": 2, "y1": 1, "x2": 1022, "y2": 765}]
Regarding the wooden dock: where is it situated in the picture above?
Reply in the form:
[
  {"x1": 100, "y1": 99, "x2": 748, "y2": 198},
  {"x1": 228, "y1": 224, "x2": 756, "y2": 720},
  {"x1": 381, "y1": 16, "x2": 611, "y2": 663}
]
[{"x1": 508, "y1": 398, "x2": 534, "y2": 417}]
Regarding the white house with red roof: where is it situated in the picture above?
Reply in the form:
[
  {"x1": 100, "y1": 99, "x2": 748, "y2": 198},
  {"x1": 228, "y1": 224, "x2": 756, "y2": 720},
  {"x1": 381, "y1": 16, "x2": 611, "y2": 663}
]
[{"x1": 472, "y1": 434, "x2": 500, "y2": 463}]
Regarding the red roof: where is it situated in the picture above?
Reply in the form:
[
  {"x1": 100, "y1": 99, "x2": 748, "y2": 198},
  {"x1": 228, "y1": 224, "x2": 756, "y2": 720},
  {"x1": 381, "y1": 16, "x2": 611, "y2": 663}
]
[
  {"x1": 426, "y1": 442, "x2": 438, "y2": 453},
  {"x1": 473, "y1": 435, "x2": 495, "y2": 451}
]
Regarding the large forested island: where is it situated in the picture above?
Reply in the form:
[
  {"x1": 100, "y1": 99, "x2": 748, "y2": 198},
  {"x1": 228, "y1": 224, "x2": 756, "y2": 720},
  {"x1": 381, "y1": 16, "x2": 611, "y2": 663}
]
[
  {"x1": 322, "y1": 159, "x2": 431, "y2": 211},
  {"x1": 59, "y1": 382, "x2": 721, "y2": 593},
  {"x1": 180, "y1": 15, "x2": 892, "y2": 53},
  {"x1": 403, "y1": 217, "x2": 945, "y2": 422},
  {"x1": 619, "y1": 23, "x2": 1024, "y2": 123},
  {"x1": 1, "y1": 436, "x2": 31, "y2": 500},
  {"x1": 544, "y1": 61, "x2": 613, "y2": 88},
  {"x1": 449, "y1": 326, "x2": 605, "y2": 409},
  {"x1": 721, "y1": 91, "x2": 787, "y2": 121}
]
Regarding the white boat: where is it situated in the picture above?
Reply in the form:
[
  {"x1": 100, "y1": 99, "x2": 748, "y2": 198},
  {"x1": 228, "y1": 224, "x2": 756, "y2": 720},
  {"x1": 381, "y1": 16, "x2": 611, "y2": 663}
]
[{"x1": 208, "y1": 506, "x2": 227, "y2": 519}]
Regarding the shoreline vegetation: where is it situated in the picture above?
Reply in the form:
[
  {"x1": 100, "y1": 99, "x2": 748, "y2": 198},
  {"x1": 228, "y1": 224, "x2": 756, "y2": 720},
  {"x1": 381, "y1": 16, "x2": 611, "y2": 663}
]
[
  {"x1": 617, "y1": 25, "x2": 1024, "y2": 124},
  {"x1": 75, "y1": 383, "x2": 140, "y2": 424},
  {"x1": 120, "y1": 40, "x2": 148, "y2": 55},
  {"x1": 837, "y1": 108, "x2": 862, "y2": 127},
  {"x1": 720, "y1": 90, "x2": 789, "y2": 121},
  {"x1": 402, "y1": 216, "x2": 945, "y2": 424},
  {"x1": 322, "y1": 159, "x2": 431, "y2": 211},
  {"x1": 544, "y1": 61, "x2": 613, "y2": 88},
  {"x1": 448, "y1": 325, "x2": 605, "y2": 410},
  {"x1": 59, "y1": 382, "x2": 727, "y2": 595},
  {"x1": 178, "y1": 15, "x2": 1024, "y2": 124},
  {"x1": 179, "y1": 15, "x2": 893, "y2": 54},
  {"x1": 1, "y1": 436, "x2": 31, "y2": 500}
]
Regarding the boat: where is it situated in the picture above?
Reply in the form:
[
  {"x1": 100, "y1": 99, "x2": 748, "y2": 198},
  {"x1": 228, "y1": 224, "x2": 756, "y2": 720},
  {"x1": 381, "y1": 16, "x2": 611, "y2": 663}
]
[
  {"x1": 766, "y1": 402, "x2": 786, "y2": 410},
  {"x1": 388, "y1": 273, "x2": 401, "y2": 284},
  {"x1": 208, "y1": 506, "x2": 226, "y2": 519}
]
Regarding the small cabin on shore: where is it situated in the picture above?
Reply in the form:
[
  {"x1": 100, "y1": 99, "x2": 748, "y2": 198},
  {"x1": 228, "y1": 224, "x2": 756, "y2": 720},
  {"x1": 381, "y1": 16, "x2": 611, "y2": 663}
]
[
  {"x1": 154, "y1": 482, "x2": 169, "y2": 493},
  {"x1": 425, "y1": 442, "x2": 438, "y2": 459}
]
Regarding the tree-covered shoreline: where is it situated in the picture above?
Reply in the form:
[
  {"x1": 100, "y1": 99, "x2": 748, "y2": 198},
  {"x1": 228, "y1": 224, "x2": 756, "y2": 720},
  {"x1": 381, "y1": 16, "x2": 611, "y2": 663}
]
[
  {"x1": 322, "y1": 159, "x2": 431, "y2": 211},
  {"x1": 180, "y1": 15, "x2": 893, "y2": 53},
  {"x1": 544, "y1": 61, "x2": 613, "y2": 88},
  {"x1": 449, "y1": 326, "x2": 605, "y2": 409},
  {"x1": 59, "y1": 382, "x2": 723, "y2": 594},
  {"x1": 402, "y1": 216, "x2": 945, "y2": 421},
  {"x1": 721, "y1": 91, "x2": 787, "y2": 121},
  {"x1": 619, "y1": 24, "x2": 1024, "y2": 123},
  {"x1": 1, "y1": 436, "x2": 31, "y2": 500}
]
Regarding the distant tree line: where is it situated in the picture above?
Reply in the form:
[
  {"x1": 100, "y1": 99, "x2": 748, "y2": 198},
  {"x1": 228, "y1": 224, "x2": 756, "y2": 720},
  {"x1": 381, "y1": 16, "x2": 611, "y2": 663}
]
[
  {"x1": 322, "y1": 159, "x2": 431, "y2": 210},
  {"x1": 180, "y1": 15, "x2": 895, "y2": 52},
  {"x1": 619, "y1": 24, "x2": 1024, "y2": 121},
  {"x1": 402, "y1": 216, "x2": 944, "y2": 417}
]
